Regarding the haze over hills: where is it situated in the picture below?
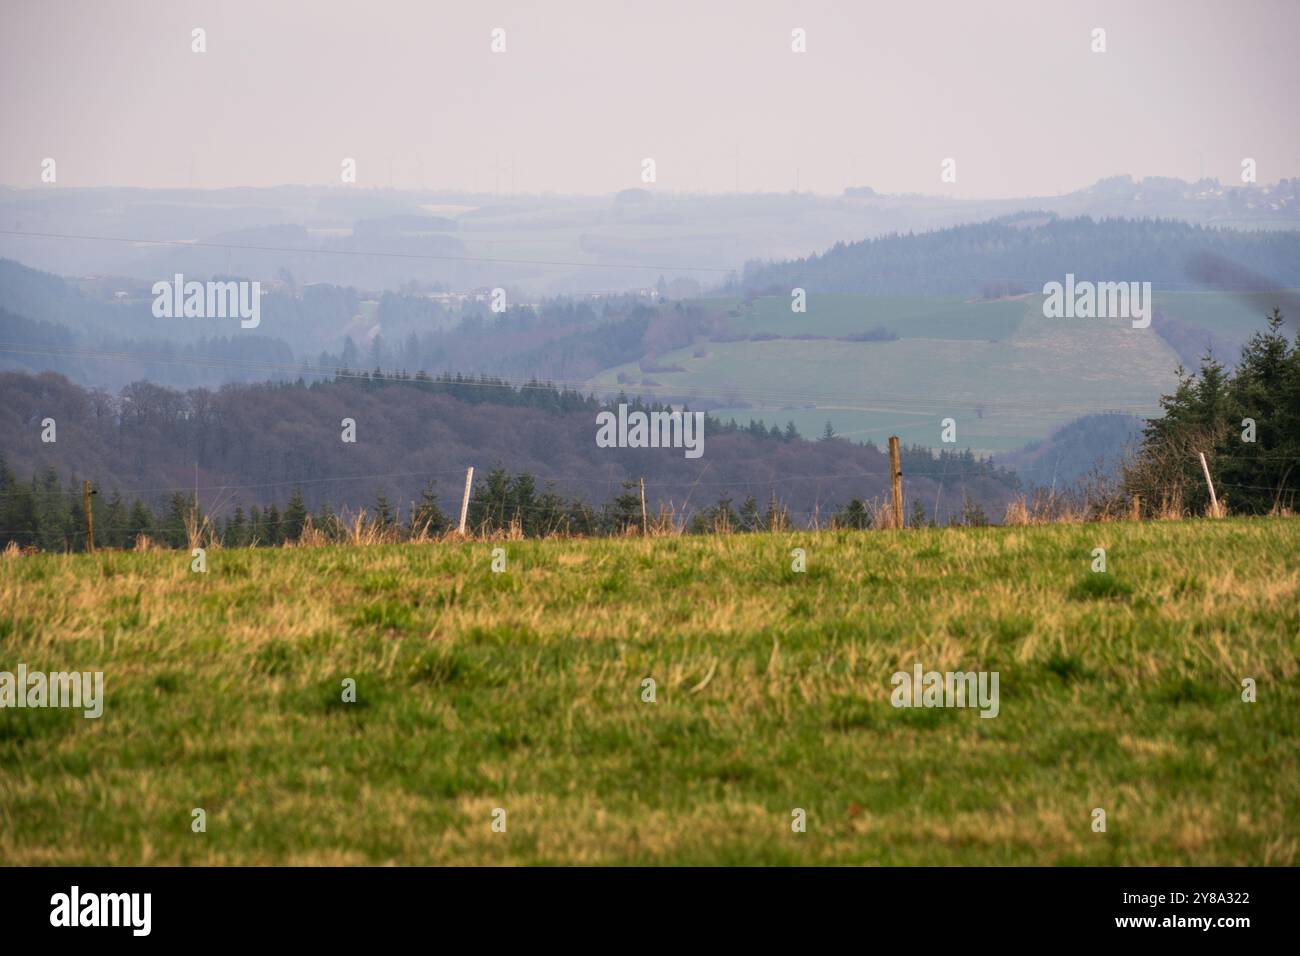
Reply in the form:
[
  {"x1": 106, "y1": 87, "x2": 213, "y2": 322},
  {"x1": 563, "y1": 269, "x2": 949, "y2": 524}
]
[
  {"x1": 737, "y1": 215, "x2": 1300, "y2": 296},
  {"x1": 2, "y1": 175, "x2": 1296, "y2": 295},
  {"x1": 2, "y1": 181, "x2": 1298, "y2": 509}
]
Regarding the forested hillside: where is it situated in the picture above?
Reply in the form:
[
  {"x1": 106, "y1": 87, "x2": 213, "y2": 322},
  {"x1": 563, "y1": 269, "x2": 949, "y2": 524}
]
[
  {"x1": 994, "y1": 413, "x2": 1144, "y2": 489},
  {"x1": 0, "y1": 257, "x2": 708, "y2": 391},
  {"x1": 0, "y1": 369, "x2": 1020, "y2": 549},
  {"x1": 738, "y1": 216, "x2": 1300, "y2": 297}
]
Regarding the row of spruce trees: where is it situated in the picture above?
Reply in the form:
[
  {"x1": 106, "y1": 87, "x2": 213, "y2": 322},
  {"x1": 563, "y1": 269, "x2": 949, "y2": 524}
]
[
  {"x1": 1123, "y1": 309, "x2": 1300, "y2": 514},
  {"x1": 0, "y1": 458, "x2": 998, "y2": 552}
]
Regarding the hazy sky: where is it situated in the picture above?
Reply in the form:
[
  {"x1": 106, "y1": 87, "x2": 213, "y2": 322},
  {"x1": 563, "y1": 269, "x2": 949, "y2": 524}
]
[{"x1": 3, "y1": 0, "x2": 1298, "y2": 197}]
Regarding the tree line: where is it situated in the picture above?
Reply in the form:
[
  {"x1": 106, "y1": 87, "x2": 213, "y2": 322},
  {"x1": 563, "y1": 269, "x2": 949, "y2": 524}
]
[
  {"x1": 1123, "y1": 308, "x2": 1300, "y2": 515},
  {"x1": 737, "y1": 217, "x2": 1300, "y2": 297},
  {"x1": 0, "y1": 364, "x2": 1024, "y2": 550},
  {"x1": 0, "y1": 453, "x2": 1015, "y2": 551}
]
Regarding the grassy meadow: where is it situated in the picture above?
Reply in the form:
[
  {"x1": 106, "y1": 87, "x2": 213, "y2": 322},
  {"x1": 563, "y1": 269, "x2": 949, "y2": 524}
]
[
  {"x1": 2, "y1": 517, "x2": 1298, "y2": 865},
  {"x1": 595, "y1": 293, "x2": 1182, "y2": 452}
]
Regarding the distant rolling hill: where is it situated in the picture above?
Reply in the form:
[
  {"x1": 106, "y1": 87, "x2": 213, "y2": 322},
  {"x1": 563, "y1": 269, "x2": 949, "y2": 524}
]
[
  {"x1": 580, "y1": 217, "x2": 1300, "y2": 468},
  {"x1": 737, "y1": 216, "x2": 1300, "y2": 297},
  {"x1": 587, "y1": 291, "x2": 1180, "y2": 458}
]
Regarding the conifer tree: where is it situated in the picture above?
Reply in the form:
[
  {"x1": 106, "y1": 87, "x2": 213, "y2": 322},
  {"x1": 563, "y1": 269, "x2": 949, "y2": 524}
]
[{"x1": 283, "y1": 487, "x2": 308, "y2": 542}]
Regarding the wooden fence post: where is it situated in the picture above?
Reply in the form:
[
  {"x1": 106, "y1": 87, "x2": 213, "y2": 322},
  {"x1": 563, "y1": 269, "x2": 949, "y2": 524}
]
[
  {"x1": 1130, "y1": 495, "x2": 1141, "y2": 522},
  {"x1": 1198, "y1": 452, "x2": 1221, "y2": 517},
  {"x1": 639, "y1": 477, "x2": 649, "y2": 536},
  {"x1": 458, "y1": 466, "x2": 474, "y2": 535},
  {"x1": 888, "y1": 435, "x2": 904, "y2": 529},
  {"x1": 82, "y1": 479, "x2": 95, "y2": 552}
]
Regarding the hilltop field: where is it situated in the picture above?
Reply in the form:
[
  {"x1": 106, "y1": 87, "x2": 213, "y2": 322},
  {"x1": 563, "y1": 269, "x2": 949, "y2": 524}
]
[
  {"x1": 1, "y1": 517, "x2": 1298, "y2": 865},
  {"x1": 589, "y1": 291, "x2": 1294, "y2": 453}
]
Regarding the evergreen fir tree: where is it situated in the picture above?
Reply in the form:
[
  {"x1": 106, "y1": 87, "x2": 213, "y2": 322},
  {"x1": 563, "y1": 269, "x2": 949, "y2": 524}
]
[
  {"x1": 467, "y1": 465, "x2": 511, "y2": 532},
  {"x1": 511, "y1": 472, "x2": 537, "y2": 535},
  {"x1": 763, "y1": 492, "x2": 789, "y2": 532},
  {"x1": 127, "y1": 500, "x2": 154, "y2": 546},
  {"x1": 35, "y1": 468, "x2": 70, "y2": 552},
  {"x1": 910, "y1": 499, "x2": 927, "y2": 528},
  {"x1": 104, "y1": 492, "x2": 129, "y2": 549},
  {"x1": 412, "y1": 482, "x2": 448, "y2": 536},
  {"x1": 533, "y1": 483, "x2": 569, "y2": 536},
  {"x1": 265, "y1": 504, "x2": 283, "y2": 545},
  {"x1": 834, "y1": 498, "x2": 869, "y2": 530},
  {"x1": 162, "y1": 493, "x2": 190, "y2": 548},
  {"x1": 314, "y1": 502, "x2": 338, "y2": 540},
  {"x1": 283, "y1": 487, "x2": 308, "y2": 542},
  {"x1": 371, "y1": 493, "x2": 394, "y2": 529},
  {"x1": 962, "y1": 495, "x2": 989, "y2": 527},
  {"x1": 228, "y1": 505, "x2": 247, "y2": 548},
  {"x1": 689, "y1": 491, "x2": 738, "y2": 533},
  {"x1": 604, "y1": 480, "x2": 643, "y2": 534}
]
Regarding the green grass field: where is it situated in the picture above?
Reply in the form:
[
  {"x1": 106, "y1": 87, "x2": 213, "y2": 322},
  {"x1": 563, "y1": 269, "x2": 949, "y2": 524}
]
[
  {"x1": 711, "y1": 293, "x2": 1032, "y2": 341},
  {"x1": 592, "y1": 291, "x2": 1298, "y2": 452},
  {"x1": 2, "y1": 518, "x2": 1298, "y2": 865},
  {"x1": 595, "y1": 294, "x2": 1180, "y2": 451}
]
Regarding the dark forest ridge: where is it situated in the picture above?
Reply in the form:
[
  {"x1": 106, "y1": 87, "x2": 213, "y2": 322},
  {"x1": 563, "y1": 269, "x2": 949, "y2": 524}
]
[
  {"x1": 739, "y1": 215, "x2": 1300, "y2": 298},
  {"x1": 0, "y1": 369, "x2": 1019, "y2": 540}
]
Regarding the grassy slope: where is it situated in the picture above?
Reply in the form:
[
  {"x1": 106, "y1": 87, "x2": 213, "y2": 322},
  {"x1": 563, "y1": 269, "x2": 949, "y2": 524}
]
[
  {"x1": 1156, "y1": 290, "x2": 1299, "y2": 344},
  {"x1": 592, "y1": 294, "x2": 1181, "y2": 453},
  {"x1": 722, "y1": 293, "x2": 1030, "y2": 340},
  {"x1": 2, "y1": 518, "x2": 1298, "y2": 865}
]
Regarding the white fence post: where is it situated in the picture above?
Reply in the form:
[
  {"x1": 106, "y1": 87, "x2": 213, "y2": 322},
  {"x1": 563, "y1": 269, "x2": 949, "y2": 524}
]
[
  {"x1": 458, "y1": 466, "x2": 474, "y2": 535},
  {"x1": 1198, "y1": 452, "x2": 1221, "y2": 517}
]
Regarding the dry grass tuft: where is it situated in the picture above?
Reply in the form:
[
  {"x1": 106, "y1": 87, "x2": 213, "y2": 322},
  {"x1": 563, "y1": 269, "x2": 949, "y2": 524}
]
[{"x1": 1003, "y1": 497, "x2": 1030, "y2": 526}]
